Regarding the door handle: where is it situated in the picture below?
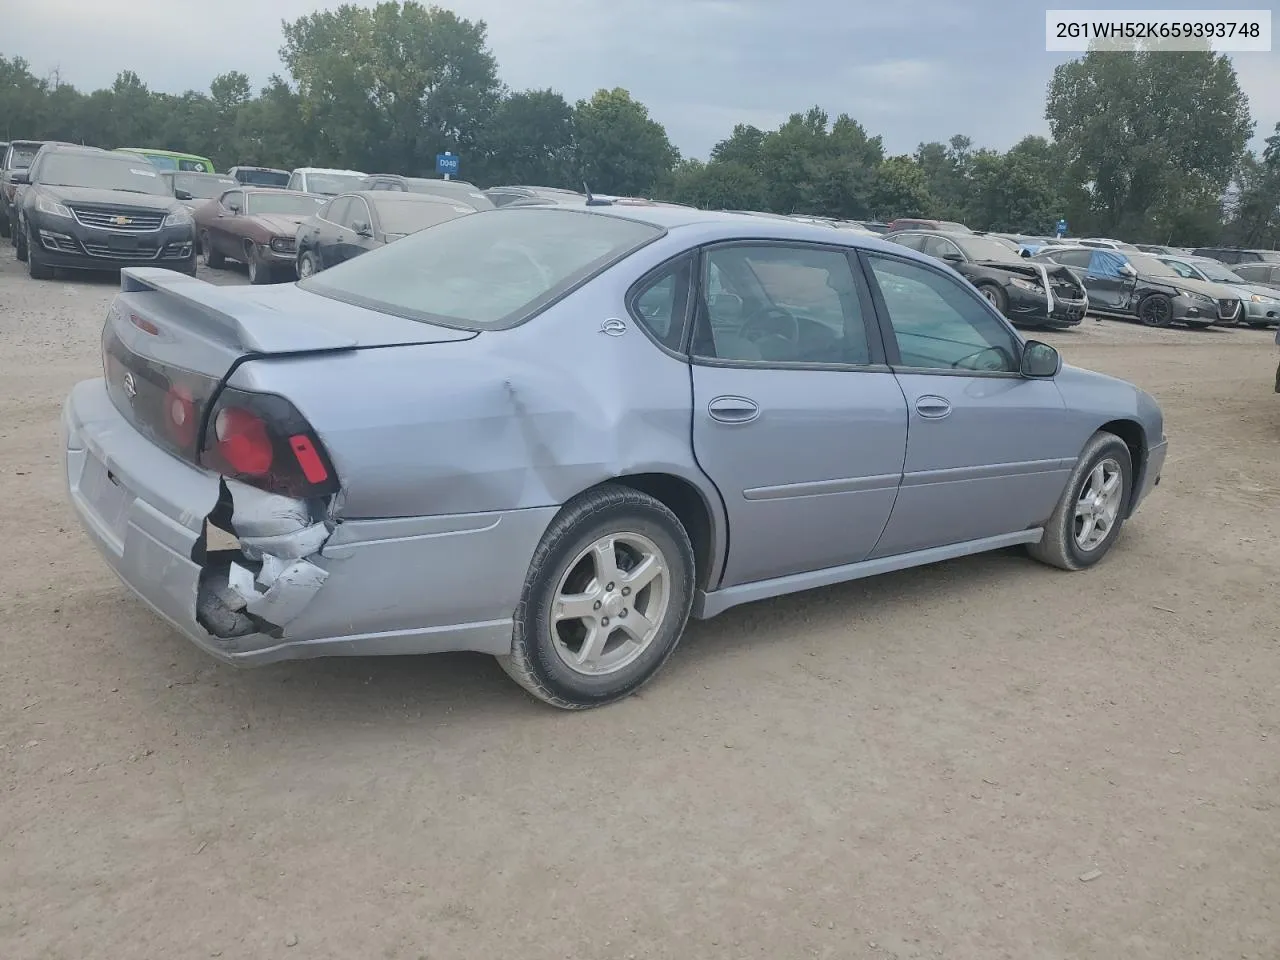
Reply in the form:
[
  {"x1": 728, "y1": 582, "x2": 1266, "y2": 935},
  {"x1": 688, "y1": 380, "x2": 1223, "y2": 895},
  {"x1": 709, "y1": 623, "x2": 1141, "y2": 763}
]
[
  {"x1": 707, "y1": 396, "x2": 760, "y2": 424},
  {"x1": 914, "y1": 396, "x2": 952, "y2": 419}
]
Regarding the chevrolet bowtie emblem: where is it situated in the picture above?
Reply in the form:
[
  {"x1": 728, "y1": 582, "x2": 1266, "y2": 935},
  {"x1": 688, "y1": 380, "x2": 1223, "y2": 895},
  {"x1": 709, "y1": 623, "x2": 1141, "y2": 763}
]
[{"x1": 113, "y1": 216, "x2": 131, "y2": 225}]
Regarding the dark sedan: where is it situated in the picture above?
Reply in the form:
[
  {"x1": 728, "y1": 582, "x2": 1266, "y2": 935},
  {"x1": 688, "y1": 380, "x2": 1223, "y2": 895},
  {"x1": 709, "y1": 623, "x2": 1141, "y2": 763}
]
[
  {"x1": 1032, "y1": 246, "x2": 1238, "y2": 328},
  {"x1": 14, "y1": 144, "x2": 196, "y2": 279},
  {"x1": 2, "y1": 139, "x2": 47, "y2": 240},
  {"x1": 194, "y1": 187, "x2": 327, "y2": 284},
  {"x1": 294, "y1": 190, "x2": 475, "y2": 277},
  {"x1": 887, "y1": 230, "x2": 1087, "y2": 328}
]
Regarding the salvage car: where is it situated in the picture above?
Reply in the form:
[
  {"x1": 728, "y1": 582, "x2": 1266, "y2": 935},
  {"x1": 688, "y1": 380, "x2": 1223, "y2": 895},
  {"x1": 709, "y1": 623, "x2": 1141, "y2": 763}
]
[
  {"x1": 887, "y1": 229, "x2": 1087, "y2": 328},
  {"x1": 13, "y1": 143, "x2": 196, "y2": 279},
  {"x1": 358, "y1": 174, "x2": 494, "y2": 210},
  {"x1": 294, "y1": 190, "x2": 474, "y2": 277},
  {"x1": 195, "y1": 187, "x2": 327, "y2": 284},
  {"x1": 1, "y1": 139, "x2": 47, "y2": 239},
  {"x1": 160, "y1": 171, "x2": 237, "y2": 213},
  {"x1": 1232, "y1": 263, "x2": 1280, "y2": 293},
  {"x1": 116, "y1": 147, "x2": 216, "y2": 174},
  {"x1": 885, "y1": 217, "x2": 971, "y2": 233},
  {"x1": 1032, "y1": 246, "x2": 1239, "y2": 328},
  {"x1": 1156, "y1": 254, "x2": 1280, "y2": 328},
  {"x1": 1190, "y1": 247, "x2": 1280, "y2": 266},
  {"x1": 63, "y1": 206, "x2": 1168, "y2": 709}
]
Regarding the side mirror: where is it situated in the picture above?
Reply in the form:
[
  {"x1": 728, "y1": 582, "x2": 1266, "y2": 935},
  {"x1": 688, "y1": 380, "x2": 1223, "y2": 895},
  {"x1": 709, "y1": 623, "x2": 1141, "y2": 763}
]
[
  {"x1": 353, "y1": 221, "x2": 372, "y2": 237},
  {"x1": 1021, "y1": 340, "x2": 1061, "y2": 378},
  {"x1": 1120, "y1": 262, "x2": 1137, "y2": 278},
  {"x1": 10, "y1": 171, "x2": 29, "y2": 185},
  {"x1": 174, "y1": 189, "x2": 193, "y2": 201},
  {"x1": 941, "y1": 251, "x2": 964, "y2": 262},
  {"x1": 228, "y1": 204, "x2": 240, "y2": 214}
]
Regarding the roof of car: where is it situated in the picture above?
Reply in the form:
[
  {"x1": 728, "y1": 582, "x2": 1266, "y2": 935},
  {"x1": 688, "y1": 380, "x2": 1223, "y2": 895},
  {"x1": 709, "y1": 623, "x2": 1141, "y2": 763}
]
[
  {"x1": 346, "y1": 189, "x2": 475, "y2": 204},
  {"x1": 293, "y1": 167, "x2": 367, "y2": 176}
]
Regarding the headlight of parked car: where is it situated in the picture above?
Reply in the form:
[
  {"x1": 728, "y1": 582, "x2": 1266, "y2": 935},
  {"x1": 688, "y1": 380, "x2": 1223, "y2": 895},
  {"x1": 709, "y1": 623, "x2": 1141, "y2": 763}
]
[
  {"x1": 1007, "y1": 277, "x2": 1041, "y2": 292},
  {"x1": 270, "y1": 237, "x2": 295, "y2": 253},
  {"x1": 162, "y1": 207, "x2": 192, "y2": 227},
  {"x1": 36, "y1": 196, "x2": 72, "y2": 218},
  {"x1": 1176, "y1": 288, "x2": 1213, "y2": 303},
  {"x1": 1250, "y1": 293, "x2": 1279, "y2": 304}
]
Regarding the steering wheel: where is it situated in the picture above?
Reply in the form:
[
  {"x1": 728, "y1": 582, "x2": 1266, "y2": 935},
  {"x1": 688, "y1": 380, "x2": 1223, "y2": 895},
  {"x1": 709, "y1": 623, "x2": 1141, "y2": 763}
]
[{"x1": 739, "y1": 306, "x2": 800, "y2": 345}]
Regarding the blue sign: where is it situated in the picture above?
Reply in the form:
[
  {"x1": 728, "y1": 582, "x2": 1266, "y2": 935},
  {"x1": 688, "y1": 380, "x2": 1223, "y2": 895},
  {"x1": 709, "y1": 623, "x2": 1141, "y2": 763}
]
[
  {"x1": 435, "y1": 153, "x2": 460, "y2": 175},
  {"x1": 1055, "y1": 218, "x2": 1068, "y2": 238}
]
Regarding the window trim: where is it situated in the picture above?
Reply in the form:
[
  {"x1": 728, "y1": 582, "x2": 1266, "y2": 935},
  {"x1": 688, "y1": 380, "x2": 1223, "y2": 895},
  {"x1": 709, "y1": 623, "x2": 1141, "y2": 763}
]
[
  {"x1": 685, "y1": 239, "x2": 891, "y2": 372},
  {"x1": 856, "y1": 249, "x2": 1026, "y2": 380},
  {"x1": 624, "y1": 253, "x2": 697, "y2": 359}
]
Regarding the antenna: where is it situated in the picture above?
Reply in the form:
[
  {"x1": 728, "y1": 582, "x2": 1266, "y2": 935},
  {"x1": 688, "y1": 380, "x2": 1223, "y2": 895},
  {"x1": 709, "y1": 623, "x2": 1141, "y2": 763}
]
[{"x1": 583, "y1": 181, "x2": 612, "y2": 206}]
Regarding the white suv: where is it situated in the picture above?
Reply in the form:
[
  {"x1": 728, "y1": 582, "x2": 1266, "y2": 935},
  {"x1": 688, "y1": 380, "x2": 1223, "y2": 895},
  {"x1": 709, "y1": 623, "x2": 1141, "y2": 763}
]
[{"x1": 285, "y1": 167, "x2": 367, "y2": 196}]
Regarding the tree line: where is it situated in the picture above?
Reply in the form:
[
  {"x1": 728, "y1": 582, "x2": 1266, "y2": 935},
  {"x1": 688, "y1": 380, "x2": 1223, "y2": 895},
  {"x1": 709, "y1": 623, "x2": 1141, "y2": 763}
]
[{"x1": 3, "y1": 1, "x2": 1278, "y2": 246}]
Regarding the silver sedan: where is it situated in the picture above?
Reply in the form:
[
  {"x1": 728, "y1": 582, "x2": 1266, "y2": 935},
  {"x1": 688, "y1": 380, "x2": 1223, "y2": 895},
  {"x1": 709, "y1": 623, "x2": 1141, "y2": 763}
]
[{"x1": 64, "y1": 204, "x2": 1167, "y2": 709}]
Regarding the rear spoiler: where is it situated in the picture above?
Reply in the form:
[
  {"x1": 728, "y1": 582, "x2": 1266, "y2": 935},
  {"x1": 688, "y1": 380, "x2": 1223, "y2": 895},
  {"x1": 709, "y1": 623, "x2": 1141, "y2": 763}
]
[{"x1": 120, "y1": 268, "x2": 358, "y2": 355}]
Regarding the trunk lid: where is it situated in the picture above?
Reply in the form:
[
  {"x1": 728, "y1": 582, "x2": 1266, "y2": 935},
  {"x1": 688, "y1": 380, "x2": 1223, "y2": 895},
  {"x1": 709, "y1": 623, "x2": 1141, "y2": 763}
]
[{"x1": 102, "y1": 267, "x2": 475, "y2": 464}]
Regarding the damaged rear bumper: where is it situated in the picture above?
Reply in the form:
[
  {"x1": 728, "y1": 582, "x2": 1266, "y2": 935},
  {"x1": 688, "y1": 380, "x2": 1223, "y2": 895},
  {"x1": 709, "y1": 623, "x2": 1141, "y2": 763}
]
[{"x1": 64, "y1": 379, "x2": 550, "y2": 666}]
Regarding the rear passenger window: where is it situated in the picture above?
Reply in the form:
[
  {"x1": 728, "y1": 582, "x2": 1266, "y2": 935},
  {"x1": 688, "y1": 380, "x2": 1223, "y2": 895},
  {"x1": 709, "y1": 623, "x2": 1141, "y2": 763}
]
[
  {"x1": 629, "y1": 257, "x2": 693, "y2": 351},
  {"x1": 691, "y1": 244, "x2": 872, "y2": 365}
]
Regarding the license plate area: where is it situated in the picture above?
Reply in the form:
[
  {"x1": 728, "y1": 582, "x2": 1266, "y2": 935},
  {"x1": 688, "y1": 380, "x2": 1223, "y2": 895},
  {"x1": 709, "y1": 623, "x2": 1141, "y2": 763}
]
[
  {"x1": 107, "y1": 233, "x2": 140, "y2": 251},
  {"x1": 79, "y1": 453, "x2": 131, "y2": 543}
]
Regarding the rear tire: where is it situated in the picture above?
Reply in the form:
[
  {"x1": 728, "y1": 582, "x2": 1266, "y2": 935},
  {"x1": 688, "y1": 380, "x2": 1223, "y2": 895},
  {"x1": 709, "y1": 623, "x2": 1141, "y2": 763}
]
[
  {"x1": 1028, "y1": 431, "x2": 1133, "y2": 571},
  {"x1": 499, "y1": 483, "x2": 696, "y2": 710},
  {"x1": 0, "y1": 213, "x2": 10, "y2": 239},
  {"x1": 200, "y1": 231, "x2": 224, "y2": 269},
  {"x1": 26, "y1": 228, "x2": 53, "y2": 280}
]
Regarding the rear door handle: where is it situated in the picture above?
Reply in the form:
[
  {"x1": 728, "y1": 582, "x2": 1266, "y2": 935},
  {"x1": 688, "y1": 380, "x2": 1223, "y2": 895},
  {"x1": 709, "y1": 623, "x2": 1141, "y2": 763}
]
[
  {"x1": 914, "y1": 396, "x2": 952, "y2": 419},
  {"x1": 707, "y1": 396, "x2": 760, "y2": 424}
]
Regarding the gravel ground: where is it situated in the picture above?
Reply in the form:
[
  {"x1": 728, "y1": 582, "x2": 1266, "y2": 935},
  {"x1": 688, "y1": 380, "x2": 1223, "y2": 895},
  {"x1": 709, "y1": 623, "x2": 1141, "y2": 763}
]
[{"x1": 1, "y1": 245, "x2": 1278, "y2": 960}]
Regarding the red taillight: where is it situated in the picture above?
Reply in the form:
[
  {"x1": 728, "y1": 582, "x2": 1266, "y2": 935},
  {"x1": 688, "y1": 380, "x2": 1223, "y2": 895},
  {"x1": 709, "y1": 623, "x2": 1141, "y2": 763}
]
[
  {"x1": 200, "y1": 388, "x2": 337, "y2": 498},
  {"x1": 213, "y1": 406, "x2": 274, "y2": 475}
]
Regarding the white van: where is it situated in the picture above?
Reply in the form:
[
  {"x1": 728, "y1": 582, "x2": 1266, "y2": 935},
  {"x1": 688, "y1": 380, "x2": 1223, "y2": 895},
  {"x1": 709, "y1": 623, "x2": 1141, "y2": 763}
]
[{"x1": 286, "y1": 167, "x2": 367, "y2": 196}]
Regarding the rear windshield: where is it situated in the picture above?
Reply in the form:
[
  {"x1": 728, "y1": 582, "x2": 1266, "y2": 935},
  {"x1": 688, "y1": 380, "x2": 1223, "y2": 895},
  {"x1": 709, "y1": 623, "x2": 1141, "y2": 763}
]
[
  {"x1": 300, "y1": 208, "x2": 663, "y2": 329},
  {"x1": 8, "y1": 145, "x2": 42, "y2": 169},
  {"x1": 305, "y1": 172, "x2": 365, "y2": 195},
  {"x1": 246, "y1": 192, "x2": 328, "y2": 216},
  {"x1": 237, "y1": 169, "x2": 289, "y2": 187},
  {"x1": 373, "y1": 197, "x2": 473, "y2": 235},
  {"x1": 165, "y1": 173, "x2": 236, "y2": 199},
  {"x1": 404, "y1": 178, "x2": 495, "y2": 210},
  {"x1": 38, "y1": 154, "x2": 170, "y2": 195}
]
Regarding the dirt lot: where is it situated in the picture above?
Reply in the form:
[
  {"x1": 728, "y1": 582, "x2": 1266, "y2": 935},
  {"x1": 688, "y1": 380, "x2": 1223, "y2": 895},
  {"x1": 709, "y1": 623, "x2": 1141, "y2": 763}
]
[{"x1": 1, "y1": 244, "x2": 1278, "y2": 960}]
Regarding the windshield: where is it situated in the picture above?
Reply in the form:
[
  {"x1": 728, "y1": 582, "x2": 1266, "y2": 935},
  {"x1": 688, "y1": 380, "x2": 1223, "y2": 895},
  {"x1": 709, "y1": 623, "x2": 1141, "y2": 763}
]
[
  {"x1": 246, "y1": 192, "x2": 328, "y2": 216},
  {"x1": 238, "y1": 169, "x2": 290, "y2": 187},
  {"x1": 373, "y1": 198, "x2": 472, "y2": 235},
  {"x1": 39, "y1": 154, "x2": 169, "y2": 195},
  {"x1": 301, "y1": 208, "x2": 663, "y2": 328},
  {"x1": 1128, "y1": 253, "x2": 1179, "y2": 277},
  {"x1": 8, "y1": 145, "x2": 41, "y2": 169},
  {"x1": 140, "y1": 154, "x2": 178, "y2": 171},
  {"x1": 305, "y1": 173, "x2": 365, "y2": 195},
  {"x1": 1189, "y1": 260, "x2": 1244, "y2": 283},
  {"x1": 165, "y1": 173, "x2": 236, "y2": 199},
  {"x1": 957, "y1": 236, "x2": 1023, "y2": 262}
]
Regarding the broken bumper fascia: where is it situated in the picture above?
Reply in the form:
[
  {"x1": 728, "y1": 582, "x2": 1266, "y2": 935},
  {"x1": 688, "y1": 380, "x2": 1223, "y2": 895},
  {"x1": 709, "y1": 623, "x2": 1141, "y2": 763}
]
[{"x1": 63, "y1": 379, "x2": 537, "y2": 666}]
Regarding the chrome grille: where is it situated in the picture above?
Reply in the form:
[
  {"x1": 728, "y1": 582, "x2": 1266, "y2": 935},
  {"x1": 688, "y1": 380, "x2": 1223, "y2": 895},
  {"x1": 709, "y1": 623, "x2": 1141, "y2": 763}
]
[
  {"x1": 82, "y1": 242, "x2": 162, "y2": 260},
  {"x1": 1217, "y1": 299, "x2": 1240, "y2": 320},
  {"x1": 69, "y1": 206, "x2": 165, "y2": 232}
]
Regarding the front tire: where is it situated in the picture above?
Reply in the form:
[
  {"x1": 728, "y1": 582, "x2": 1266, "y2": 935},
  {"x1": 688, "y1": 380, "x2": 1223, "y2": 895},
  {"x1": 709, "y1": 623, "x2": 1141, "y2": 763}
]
[
  {"x1": 1138, "y1": 293, "x2": 1173, "y2": 327},
  {"x1": 26, "y1": 228, "x2": 53, "y2": 280},
  {"x1": 977, "y1": 282, "x2": 1009, "y2": 316},
  {"x1": 246, "y1": 246, "x2": 272, "y2": 284},
  {"x1": 0, "y1": 212, "x2": 10, "y2": 239},
  {"x1": 1029, "y1": 431, "x2": 1133, "y2": 571},
  {"x1": 14, "y1": 219, "x2": 28, "y2": 262},
  {"x1": 499, "y1": 484, "x2": 696, "y2": 710}
]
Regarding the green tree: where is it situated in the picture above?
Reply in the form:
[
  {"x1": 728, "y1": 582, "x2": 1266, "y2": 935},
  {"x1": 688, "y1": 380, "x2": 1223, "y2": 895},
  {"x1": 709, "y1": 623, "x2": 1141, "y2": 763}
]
[
  {"x1": 1046, "y1": 43, "x2": 1253, "y2": 237},
  {"x1": 868, "y1": 155, "x2": 933, "y2": 219},
  {"x1": 280, "y1": 1, "x2": 500, "y2": 175},
  {"x1": 710, "y1": 123, "x2": 766, "y2": 170},
  {"x1": 573, "y1": 87, "x2": 678, "y2": 196},
  {"x1": 664, "y1": 159, "x2": 766, "y2": 210},
  {"x1": 476, "y1": 89, "x2": 576, "y2": 187}
]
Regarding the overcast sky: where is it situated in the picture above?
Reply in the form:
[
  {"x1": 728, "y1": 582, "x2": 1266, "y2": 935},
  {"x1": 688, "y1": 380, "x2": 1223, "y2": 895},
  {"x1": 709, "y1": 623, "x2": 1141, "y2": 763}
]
[{"x1": 7, "y1": 0, "x2": 1279, "y2": 159}]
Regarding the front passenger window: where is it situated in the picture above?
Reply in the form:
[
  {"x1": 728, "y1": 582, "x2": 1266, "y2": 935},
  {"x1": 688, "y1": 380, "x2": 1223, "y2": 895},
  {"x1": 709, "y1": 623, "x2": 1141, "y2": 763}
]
[{"x1": 867, "y1": 255, "x2": 1019, "y2": 373}]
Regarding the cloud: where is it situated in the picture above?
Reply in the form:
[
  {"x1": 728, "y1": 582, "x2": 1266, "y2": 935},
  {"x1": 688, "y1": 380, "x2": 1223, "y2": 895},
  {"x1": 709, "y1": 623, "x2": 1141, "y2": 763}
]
[{"x1": 4, "y1": 0, "x2": 1276, "y2": 159}]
